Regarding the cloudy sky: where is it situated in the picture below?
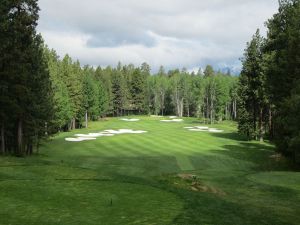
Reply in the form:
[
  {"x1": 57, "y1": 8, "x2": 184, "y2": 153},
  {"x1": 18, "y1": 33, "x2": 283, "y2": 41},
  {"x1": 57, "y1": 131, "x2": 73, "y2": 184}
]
[{"x1": 37, "y1": 0, "x2": 278, "y2": 73}]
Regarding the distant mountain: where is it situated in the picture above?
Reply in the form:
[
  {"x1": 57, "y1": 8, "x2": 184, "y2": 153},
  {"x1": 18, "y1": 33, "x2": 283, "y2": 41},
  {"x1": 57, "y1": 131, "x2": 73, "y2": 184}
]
[{"x1": 219, "y1": 66, "x2": 241, "y2": 76}]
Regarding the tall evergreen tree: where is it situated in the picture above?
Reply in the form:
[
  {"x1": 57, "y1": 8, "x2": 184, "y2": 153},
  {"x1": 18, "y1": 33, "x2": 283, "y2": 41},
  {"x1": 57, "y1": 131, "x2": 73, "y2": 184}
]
[
  {"x1": 264, "y1": 0, "x2": 300, "y2": 161},
  {"x1": 82, "y1": 66, "x2": 100, "y2": 127},
  {"x1": 237, "y1": 30, "x2": 267, "y2": 141},
  {"x1": 0, "y1": 0, "x2": 53, "y2": 155},
  {"x1": 131, "y1": 68, "x2": 146, "y2": 113},
  {"x1": 204, "y1": 65, "x2": 215, "y2": 77},
  {"x1": 60, "y1": 56, "x2": 84, "y2": 129},
  {"x1": 44, "y1": 47, "x2": 72, "y2": 132}
]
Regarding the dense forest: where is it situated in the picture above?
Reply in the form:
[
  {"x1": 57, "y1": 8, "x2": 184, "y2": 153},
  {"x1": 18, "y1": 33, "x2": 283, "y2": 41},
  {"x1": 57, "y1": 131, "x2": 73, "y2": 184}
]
[
  {"x1": 237, "y1": 0, "x2": 300, "y2": 163},
  {"x1": 0, "y1": 0, "x2": 299, "y2": 165}
]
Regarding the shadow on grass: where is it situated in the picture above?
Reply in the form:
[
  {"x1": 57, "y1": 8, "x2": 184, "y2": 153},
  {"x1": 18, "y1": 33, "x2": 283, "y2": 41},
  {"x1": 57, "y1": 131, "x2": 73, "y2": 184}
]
[
  {"x1": 171, "y1": 185, "x2": 298, "y2": 225},
  {"x1": 210, "y1": 131, "x2": 248, "y2": 142},
  {"x1": 202, "y1": 132, "x2": 293, "y2": 171},
  {"x1": 190, "y1": 120, "x2": 205, "y2": 124},
  {"x1": 218, "y1": 143, "x2": 295, "y2": 171}
]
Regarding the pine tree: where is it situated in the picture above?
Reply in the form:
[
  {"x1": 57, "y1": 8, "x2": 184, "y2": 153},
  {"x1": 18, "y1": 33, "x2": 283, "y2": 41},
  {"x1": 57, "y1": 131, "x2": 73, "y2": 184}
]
[
  {"x1": 204, "y1": 65, "x2": 215, "y2": 77},
  {"x1": 0, "y1": 0, "x2": 54, "y2": 155},
  {"x1": 44, "y1": 47, "x2": 72, "y2": 131},
  {"x1": 264, "y1": 0, "x2": 300, "y2": 161},
  {"x1": 60, "y1": 56, "x2": 84, "y2": 129},
  {"x1": 237, "y1": 30, "x2": 267, "y2": 140},
  {"x1": 82, "y1": 66, "x2": 100, "y2": 127},
  {"x1": 96, "y1": 66, "x2": 114, "y2": 115},
  {"x1": 131, "y1": 68, "x2": 146, "y2": 113}
]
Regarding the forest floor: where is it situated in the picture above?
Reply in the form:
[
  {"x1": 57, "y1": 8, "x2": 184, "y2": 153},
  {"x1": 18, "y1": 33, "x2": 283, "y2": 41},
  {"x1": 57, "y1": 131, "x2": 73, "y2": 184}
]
[{"x1": 0, "y1": 116, "x2": 299, "y2": 225}]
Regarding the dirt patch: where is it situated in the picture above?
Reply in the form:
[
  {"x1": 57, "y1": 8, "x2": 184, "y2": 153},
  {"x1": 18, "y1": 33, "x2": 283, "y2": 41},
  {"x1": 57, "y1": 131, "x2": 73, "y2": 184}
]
[
  {"x1": 178, "y1": 173, "x2": 197, "y2": 180},
  {"x1": 190, "y1": 182, "x2": 226, "y2": 196},
  {"x1": 176, "y1": 173, "x2": 226, "y2": 196},
  {"x1": 270, "y1": 153, "x2": 283, "y2": 161}
]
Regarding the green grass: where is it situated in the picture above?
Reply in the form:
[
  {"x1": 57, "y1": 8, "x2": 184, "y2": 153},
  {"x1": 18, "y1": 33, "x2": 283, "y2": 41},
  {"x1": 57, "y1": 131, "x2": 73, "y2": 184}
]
[{"x1": 0, "y1": 116, "x2": 299, "y2": 225}]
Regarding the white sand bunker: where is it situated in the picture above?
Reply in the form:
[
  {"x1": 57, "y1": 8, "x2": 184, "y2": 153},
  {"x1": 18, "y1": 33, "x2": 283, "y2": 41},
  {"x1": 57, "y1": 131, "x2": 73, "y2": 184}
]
[
  {"x1": 161, "y1": 119, "x2": 183, "y2": 122},
  {"x1": 74, "y1": 133, "x2": 115, "y2": 137},
  {"x1": 120, "y1": 118, "x2": 140, "y2": 122},
  {"x1": 102, "y1": 129, "x2": 147, "y2": 134},
  {"x1": 65, "y1": 129, "x2": 147, "y2": 142},
  {"x1": 169, "y1": 116, "x2": 177, "y2": 119},
  {"x1": 184, "y1": 126, "x2": 224, "y2": 133},
  {"x1": 65, "y1": 137, "x2": 96, "y2": 142},
  {"x1": 150, "y1": 115, "x2": 163, "y2": 118}
]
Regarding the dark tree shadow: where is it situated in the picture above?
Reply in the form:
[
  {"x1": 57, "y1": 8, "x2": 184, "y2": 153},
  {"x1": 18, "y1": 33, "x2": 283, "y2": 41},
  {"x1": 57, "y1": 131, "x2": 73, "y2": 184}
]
[{"x1": 210, "y1": 132, "x2": 246, "y2": 142}]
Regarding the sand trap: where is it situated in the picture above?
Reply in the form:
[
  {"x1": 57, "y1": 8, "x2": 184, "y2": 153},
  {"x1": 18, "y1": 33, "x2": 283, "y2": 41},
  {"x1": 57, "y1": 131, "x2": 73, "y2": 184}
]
[
  {"x1": 120, "y1": 118, "x2": 140, "y2": 122},
  {"x1": 184, "y1": 126, "x2": 224, "y2": 133},
  {"x1": 195, "y1": 126, "x2": 209, "y2": 129},
  {"x1": 208, "y1": 128, "x2": 224, "y2": 133},
  {"x1": 161, "y1": 119, "x2": 183, "y2": 122},
  {"x1": 66, "y1": 129, "x2": 147, "y2": 142},
  {"x1": 189, "y1": 129, "x2": 207, "y2": 132},
  {"x1": 74, "y1": 133, "x2": 115, "y2": 137},
  {"x1": 173, "y1": 119, "x2": 183, "y2": 122},
  {"x1": 102, "y1": 129, "x2": 147, "y2": 134},
  {"x1": 169, "y1": 116, "x2": 177, "y2": 119},
  {"x1": 65, "y1": 137, "x2": 96, "y2": 142},
  {"x1": 150, "y1": 115, "x2": 163, "y2": 118}
]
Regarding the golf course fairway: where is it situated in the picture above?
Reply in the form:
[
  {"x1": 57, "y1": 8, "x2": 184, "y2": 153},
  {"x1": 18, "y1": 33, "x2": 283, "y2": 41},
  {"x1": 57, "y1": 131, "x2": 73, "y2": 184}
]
[{"x1": 0, "y1": 116, "x2": 299, "y2": 225}]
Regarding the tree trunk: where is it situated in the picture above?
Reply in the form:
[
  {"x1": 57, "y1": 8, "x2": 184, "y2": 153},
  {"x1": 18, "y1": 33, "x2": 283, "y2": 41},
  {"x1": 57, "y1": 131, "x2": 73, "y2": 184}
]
[
  {"x1": 85, "y1": 111, "x2": 88, "y2": 128},
  {"x1": 259, "y1": 108, "x2": 264, "y2": 142},
  {"x1": 253, "y1": 103, "x2": 257, "y2": 140},
  {"x1": 72, "y1": 118, "x2": 76, "y2": 130},
  {"x1": 17, "y1": 119, "x2": 23, "y2": 155},
  {"x1": 206, "y1": 96, "x2": 209, "y2": 119},
  {"x1": 36, "y1": 140, "x2": 40, "y2": 154},
  {"x1": 180, "y1": 99, "x2": 183, "y2": 117},
  {"x1": 155, "y1": 95, "x2": 159, "y2": 115},
  {"x1": 210, "y1": 94, "x2": 214, "y2": 124},
  {"x1": 45, "y1": 122, "x2": 48, "y2": 136},
  {"x1": 269, "y1": 107, "x2": 273, "y2": 140},
  {"x1": 235, "y1": 100, "x2": 237, "y2": 119},
  {"x1": 176, "y1": 97, "x2": 179, "y2": 116},
  {"x1": 161, "y1": 94, "x2": 165, "y2": 116},
  {"x1": 225, "y1": 104, "x2": 228, "y2": 120},
  {"x1": 1, "y1": 125, "x2": 5, "y2": 154},
  {"x1": 233, "y1": 99, "x2": 237, "y2": 120},
  {"x1": 26, "y1": 143, "x2": 33, "y2": 155},
  {"x1": 232, "y1": 101, "x2": 234, "y2": 119},
  {"x1": 68, "y1": 119, "x2": 72, "y2": 131},
  {"x1": 187, "y1": 101, "x2": 190, "y2": 117}
]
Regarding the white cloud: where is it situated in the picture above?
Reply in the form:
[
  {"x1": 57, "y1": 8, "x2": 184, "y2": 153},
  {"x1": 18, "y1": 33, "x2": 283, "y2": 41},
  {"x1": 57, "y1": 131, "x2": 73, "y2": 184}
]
[{"x1": 37, "y1": 0, "x2": 278, "y2": 72}]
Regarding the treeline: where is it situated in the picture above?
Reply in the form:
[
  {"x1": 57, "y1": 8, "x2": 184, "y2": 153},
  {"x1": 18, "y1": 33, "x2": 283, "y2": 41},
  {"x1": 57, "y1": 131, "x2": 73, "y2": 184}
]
[
  {"x1": 237, "y1": 0, "x2": 300, "y2": 163},
  {"x1": 46, "y1": 51, "x2": 238, "y2": 129},
  {"x1": 146, "y1": 66, "x2": 238, "y2": 121}
]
